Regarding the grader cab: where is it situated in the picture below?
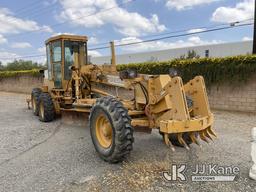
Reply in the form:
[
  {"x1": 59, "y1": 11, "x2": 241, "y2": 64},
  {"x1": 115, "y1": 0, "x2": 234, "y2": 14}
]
[{"x1": 30, "y1": 34, "x2": 216, "y2": 163}]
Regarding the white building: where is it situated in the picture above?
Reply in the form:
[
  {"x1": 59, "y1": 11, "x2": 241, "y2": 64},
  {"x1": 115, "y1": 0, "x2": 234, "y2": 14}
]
[{"x1": 91, "y1": 40, "x2": 253, "y2": 65}]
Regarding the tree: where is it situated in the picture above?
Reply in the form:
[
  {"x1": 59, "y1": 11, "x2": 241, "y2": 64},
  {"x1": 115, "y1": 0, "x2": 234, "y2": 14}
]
[
  {"x1": 1, "y1": 60, "x2": 45, "y2": 71},
  {"x1": 187, "y1": 50, "x2": 200, "y2": 59},
  {"x1": 178, "y1": 50, "x2": 200, "y2": 60}
]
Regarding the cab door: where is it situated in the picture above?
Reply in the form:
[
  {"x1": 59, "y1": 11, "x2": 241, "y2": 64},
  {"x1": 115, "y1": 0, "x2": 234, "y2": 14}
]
[{"x1": 51, "y1": 41, "x2": 62, "y2": 88}]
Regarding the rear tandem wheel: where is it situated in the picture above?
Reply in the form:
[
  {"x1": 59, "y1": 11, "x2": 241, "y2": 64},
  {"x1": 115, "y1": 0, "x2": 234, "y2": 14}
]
[
  {"x1": 38, "y1": 92, "x2": 55, "y2": 122},
  {"x1": 31, "y1": 88, "x2": 42, "y2": 116}
]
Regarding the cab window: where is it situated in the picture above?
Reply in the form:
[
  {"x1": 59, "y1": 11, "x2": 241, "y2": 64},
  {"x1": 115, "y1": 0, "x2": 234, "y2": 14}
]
[
  {"x1": 64, "y1": 41, "x2": 83, "y2": 80},
  {"x1": 46, "y1": 44, "x2": 52, "y2": 80},
  {"x1": 52, "y1": 41, "x2": 62, "y2": 62}
]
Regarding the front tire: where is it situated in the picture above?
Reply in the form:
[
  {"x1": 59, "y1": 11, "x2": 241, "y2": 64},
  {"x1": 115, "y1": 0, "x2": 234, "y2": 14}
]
[
  {"x1": 31, "y1": 88, "x2": 42, "y2": 116},
  {"x1": 38, "y1": 93, "x2": 55, "y2": 122},
  {"x1": 89, "y1": 97, "x2": 134, "y2": 163}
]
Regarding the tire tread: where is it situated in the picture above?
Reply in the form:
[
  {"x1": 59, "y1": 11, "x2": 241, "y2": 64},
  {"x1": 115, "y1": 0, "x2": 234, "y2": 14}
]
[
  {"x1": 31, "y1": 88, "x2": 42, "y2": 116},
  {"x1": 89, "y1": 97, "x2": 134, "y2": 163},
  {"x1": 39, "y1": 93, "x2": 55, "y2": 122}
]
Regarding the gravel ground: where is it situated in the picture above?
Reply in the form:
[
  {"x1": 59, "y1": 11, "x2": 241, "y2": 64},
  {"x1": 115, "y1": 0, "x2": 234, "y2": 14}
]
[{"x1": 0, "y1": 91, "x2": 255, "y2": 192}]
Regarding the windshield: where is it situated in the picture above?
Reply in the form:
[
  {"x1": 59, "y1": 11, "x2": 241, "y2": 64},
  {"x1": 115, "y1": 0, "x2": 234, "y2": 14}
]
[{"x1": 64, "y1": 41, "x2": 87, "y2": 80}]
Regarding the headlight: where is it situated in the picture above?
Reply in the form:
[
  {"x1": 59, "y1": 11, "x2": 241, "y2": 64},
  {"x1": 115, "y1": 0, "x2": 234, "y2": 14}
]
[
  {"x1": 169, "y1": 68, "x2": 180, "y2": 78},
  {"x1": 119, "y1": 69, "x2": 138, "y2": 80}
]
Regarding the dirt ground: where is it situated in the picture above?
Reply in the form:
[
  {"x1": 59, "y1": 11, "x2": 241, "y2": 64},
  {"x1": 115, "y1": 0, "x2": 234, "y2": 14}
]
[{"x1": 0, "y1": 91, "x2": 255, "y2": 192}]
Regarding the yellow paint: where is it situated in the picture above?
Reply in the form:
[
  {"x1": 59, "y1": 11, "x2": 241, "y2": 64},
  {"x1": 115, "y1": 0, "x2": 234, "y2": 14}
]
[
  {"x1": 39, "y1": 34, "x2": 216, "y2": 148},
  {"x1": 95, "y1": 114, "x2": 113, "y2": 148}
]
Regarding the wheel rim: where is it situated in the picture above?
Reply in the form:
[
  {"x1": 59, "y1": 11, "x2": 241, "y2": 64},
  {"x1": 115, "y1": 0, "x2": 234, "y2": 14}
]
[
  {"x1": 39, "y1": 102, "x2": 44, "y2": 119},
  {"x1": 95, "y1": 114, "x2": 113, "y2": 148},
  {"x1": 32, "y1": 96, "x2": 36, "y2": 113}
]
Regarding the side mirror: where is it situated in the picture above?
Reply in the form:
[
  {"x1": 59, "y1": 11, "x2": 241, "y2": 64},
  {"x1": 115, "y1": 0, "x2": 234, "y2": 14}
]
[
  {"x1": 39, "y1": 69, "x2": 45, "y2": 74},
  {"x1": 39, "y1": 69, "x2": 45, "y2": 78}
]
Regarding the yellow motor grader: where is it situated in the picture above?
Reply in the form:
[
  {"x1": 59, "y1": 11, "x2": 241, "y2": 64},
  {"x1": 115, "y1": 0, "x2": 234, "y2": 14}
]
[{"x1": 30, "y1": 34, "x2": 216, "y2": 163}]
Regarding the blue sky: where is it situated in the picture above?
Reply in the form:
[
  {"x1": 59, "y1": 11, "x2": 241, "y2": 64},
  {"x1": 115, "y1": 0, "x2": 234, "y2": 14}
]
[{"x1": 0, "y1": 0, "x2": 254, "y2": 64}]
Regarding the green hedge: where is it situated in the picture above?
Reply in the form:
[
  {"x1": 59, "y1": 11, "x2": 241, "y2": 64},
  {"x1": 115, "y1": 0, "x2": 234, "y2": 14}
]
[
  {"x1": 1, "y1": 55, "x2": 256, "y2": 86},
  {"x1": 0, "y1": 69, "x2": 41, "y2": 78},
  {"x1": 117, "y1": 55, "x2": 256, "y2": 85}
]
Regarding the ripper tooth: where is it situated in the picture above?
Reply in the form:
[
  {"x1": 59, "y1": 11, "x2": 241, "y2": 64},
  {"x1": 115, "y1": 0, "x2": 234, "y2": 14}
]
[
  {"x1": 164, "y1": 133, "x2": 175, "y2": 152},
  {"x1": 189, "y1": 132, "x2": 200, "y2": 146},
  {"x1": 199, "y1": 131, "x2": 209, "y2": 143},
  {"x1": 208, "y1": 127, "x2": 217, "y2": 138},
  {"x1": 178, "y1": 133, "x2": 190, "y2": 150},
  {"x1": 204, "y1": 129, "x2": 213, "y2": 141}
]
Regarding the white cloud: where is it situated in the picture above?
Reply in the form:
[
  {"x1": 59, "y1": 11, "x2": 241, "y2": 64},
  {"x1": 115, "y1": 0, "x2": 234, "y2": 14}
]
[
  {"x1": 57, "y1": 0, "x2": 166, "y2": 36},
  {"x1": 242, "y1": 36, "x2": 252, "y2": 41},
  {"x1": 40, "y1": 26, "x2": 53, "y2": 33},
  {"x1": 0, "y1": 51, "x2": 20, "y2": 65},
  {"x1": 212, "y1": 0, "x2": 254, "y2": 23},
  {"x1": 0, "y1": 51, "x2": 46, "y2": 65},
  {"x1": 32, "y1": 57, "x2": 47, "y2": 64},
  {"x1": 88, "y1": 50, "x2": 102, "y2": 57},
  {"x1": 51, "y1": 32, "x2": 75, "y2": 37},
  {"x1": 0, "y1": 7, "x2": 53, "y2": 34},
  {"x1": 187, "y1": 28, "x2": 206, "y2": 33},
  {"x1": 37, "y1": 47, "x2": 46, "y2": 53},
  {"x1": 166, "y1": 0, "x2": 221, "y2": 11},
  {"x1": 88, "y1": 37, "x2": 99, "y2": 45},
  {"x1": 0, "y1": 34, "x2": 7, "y2": 44},
  {"x1": 117, "y1": 36, "x2": 223, "y2": 52},
  {"x1": 11, "y1": 42, "x2": 32, "y2": 49}
]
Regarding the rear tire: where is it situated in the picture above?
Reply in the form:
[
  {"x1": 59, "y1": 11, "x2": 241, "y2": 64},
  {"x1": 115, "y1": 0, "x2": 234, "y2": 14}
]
[
  {"x1": 38, "y1": 93, "x2": 55, "y2": 122},
  {"x1": 89, "y1": 97, "x2": 134, "y2": 163},
  {"x1": 31, "y1": 88, "x2": 42, "y2": 116}
]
